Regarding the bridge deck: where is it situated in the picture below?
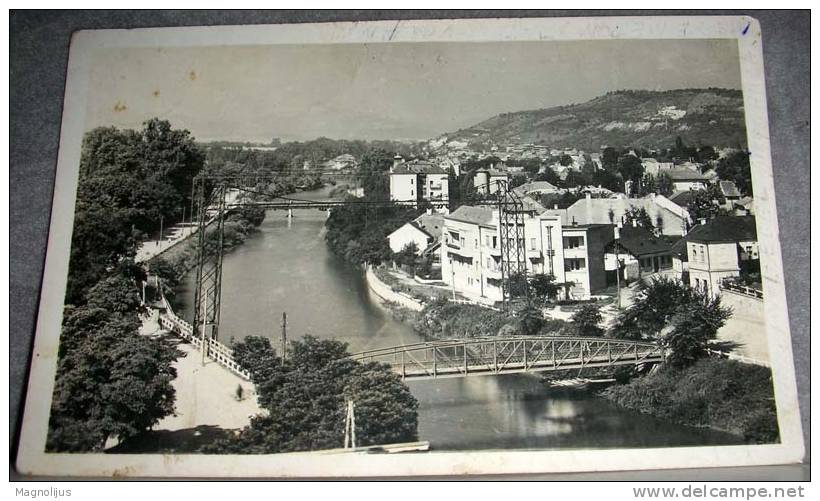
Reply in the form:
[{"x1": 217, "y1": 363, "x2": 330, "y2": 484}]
[{"x1": 350, "y1": 336, "x2": 664, "y2": 381}]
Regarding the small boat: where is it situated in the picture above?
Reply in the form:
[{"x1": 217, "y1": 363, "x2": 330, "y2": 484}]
[{"x1": 547, "y1": 377, "x2": 616, "y2": 390}]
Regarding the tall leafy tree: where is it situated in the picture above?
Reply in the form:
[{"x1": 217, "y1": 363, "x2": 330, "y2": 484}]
[
  {"x1": 610, "y1": 277, "x2": 732, "y2": 366},
  {"x1": 571, "y1": 304, "x2": 604, "y2": 337},
  {"x1": 205, "y1": 336, "x2": 419, "y2": 453}
]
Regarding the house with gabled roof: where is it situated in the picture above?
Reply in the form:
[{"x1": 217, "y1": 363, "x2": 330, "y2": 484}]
[
  {"x1": 387, "y1": 212, "x2": 445, "y2": 256},
  {"x1": 684, "y1": 216, "x2": 759, "y2": 297}
]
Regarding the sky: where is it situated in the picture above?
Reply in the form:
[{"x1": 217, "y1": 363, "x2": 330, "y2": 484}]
[{"x1": 84, "y1": 39, "x2": 742, "y2": 143}]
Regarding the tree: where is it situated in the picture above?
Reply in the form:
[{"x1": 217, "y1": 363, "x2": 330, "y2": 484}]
[
  {"x1": 610, "y1": 277, "x2": 732, "y2": 366},
  {"x1": 716, "y1": 150, "x2": 753, "y2": 195},
  {"x1": 688, "y1": 183, "x2": 726, "y2": 223},
  {"x1": 205, "y1": 336, "x2": 419, "y2": 453},
  {"x1": 47, "y1": 305, "x2": 180, "y2": 451},
  {"x1": 622, "y1": 206, "x2": 654, "y2": 232},
  {"x1": 528, "y1": 273, "x2": 561, "y2": 304},
  {"x1": 617, "y1": 155, "x2": 644, "y2": 195},
  {"x1": 571, "y1": 304, "x2": 604, "y2": 337},
  {"x1": 637, "y1": 173, "x2": 657, "y2": 197},
  {"x1": 601, "y1": 147, "x2": 619, "y2": 171},
  {"x1": 358, "y1": 148, "x2": 393, "y2": 200},
  {"x1": 534, "y1": 167, "x2": 561, "y2": 186},
  {"x1": 661, "y1": 294, "x2": 732, "y2": 367},
  {"x1": 517, "y1": 304, "x2": 544, "y2": 336},
  {"x1": 393, "y1": 242, "x2": 420, "y2": 269},
  {"x1": 655, "y1": 172, "x2": 674, "y2": 196}
]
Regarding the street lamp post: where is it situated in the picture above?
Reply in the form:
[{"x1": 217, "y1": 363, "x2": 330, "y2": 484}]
[{"x1": 614, "y1": 223, "x2": 622, "y2": 309}]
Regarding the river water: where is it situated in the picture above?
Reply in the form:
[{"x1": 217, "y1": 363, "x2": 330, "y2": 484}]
[{"x1": 176, "y1": 186, "x2": 741, "y2": 451}]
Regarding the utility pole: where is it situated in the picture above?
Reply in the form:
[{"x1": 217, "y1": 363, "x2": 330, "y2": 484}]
[
  {"x1": 201, "y1": 300, "x2": 208, "y2": 366},
  {"x1": 614, "y1": 223, "x2": 621, "y2": 310},
  {"x1": 158, "y1": 215, "x2": 164, "y2": 246},
  {"x1": 343, "y1": 400, "x2": 357, "y2": 449},
  {"x1": 450, "y1": 259, "x2": 456, "y2": 301},
  {"x1": 281, "y1": 312, "x2": 288, "y2": 364}
]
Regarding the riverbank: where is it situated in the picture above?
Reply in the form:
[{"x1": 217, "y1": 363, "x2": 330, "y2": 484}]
[{"x1": 600, "y1": 358, "x2": 779, "y2": 444}]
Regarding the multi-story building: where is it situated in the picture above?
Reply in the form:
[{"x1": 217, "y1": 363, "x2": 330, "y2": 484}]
[
  {"x1": 389, "y1": 156, "x2": 449, "y2": 207},
  {"x1": 439, "y1": 204, "x2": 611, "y2": 304},
  {"x1": 685, "y1": 216, "x2": 758, "y2": 296}
]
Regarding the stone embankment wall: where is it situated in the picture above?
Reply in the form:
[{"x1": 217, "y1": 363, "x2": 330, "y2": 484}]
[{"x1": 364, "y1": 266, "x2": 424, "y2": 312}]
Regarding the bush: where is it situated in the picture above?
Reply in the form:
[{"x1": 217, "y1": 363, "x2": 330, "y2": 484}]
[{"x1": 602, "y1": 358, "x2": 779, "y2": 444}]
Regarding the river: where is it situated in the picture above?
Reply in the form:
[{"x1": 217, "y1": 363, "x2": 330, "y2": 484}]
[{"x1": 175, "y1": 186, "x2": 741, "y2": 451}]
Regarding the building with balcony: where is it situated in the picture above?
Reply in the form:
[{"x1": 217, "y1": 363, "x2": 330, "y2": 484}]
[
  {"x1": 389, "y1": 156, "x2": 449, "y2": 208},
  {"x1": 440, "y1": 204, "x2": 611, "y2": 304}
]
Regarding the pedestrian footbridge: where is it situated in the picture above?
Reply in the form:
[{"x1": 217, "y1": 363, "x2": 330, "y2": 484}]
[{"x1": 349, "y1": 336, "x2": 664, "y2": 381}]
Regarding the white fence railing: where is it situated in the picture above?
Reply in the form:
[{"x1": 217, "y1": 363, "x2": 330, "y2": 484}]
[
  {"x1": 719, "y1": 281, "x2": 764, "y2": 299},
  {"x1": 159, "y1": 296, "x2": 251, "y2": 380},
  {"x1": 706, "y1": 348, "x2": 770, "y2": 368}
]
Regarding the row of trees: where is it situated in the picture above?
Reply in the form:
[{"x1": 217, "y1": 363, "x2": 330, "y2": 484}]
[
  {"x1": 203, "y1": 336, "x2": 419, "y2": 453},
  {"x1": 49, "y1": 119, "x2": 209, "y2": 451}
]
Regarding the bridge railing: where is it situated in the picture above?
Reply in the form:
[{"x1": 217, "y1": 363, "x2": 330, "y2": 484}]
[
  {"x1": 350, "y1": 336, "x2": 664, "y2": 380},
  {"x1": 158, "y1": 296, "x2": 251, "y2": 380}
]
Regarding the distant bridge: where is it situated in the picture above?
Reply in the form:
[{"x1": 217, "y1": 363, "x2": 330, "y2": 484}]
[{"x1": 349, "y1": 336, "x2": 664, "y2": 381}]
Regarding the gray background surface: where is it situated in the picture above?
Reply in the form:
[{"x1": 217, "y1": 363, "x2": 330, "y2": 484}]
[{"x1": 9, "y1": 10, "x2": 810, "y2": 480}]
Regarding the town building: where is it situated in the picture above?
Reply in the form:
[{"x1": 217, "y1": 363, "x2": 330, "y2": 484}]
[
  {"x1": 440, "y1": 204, "x2": 611, "y2": 304},
  {"x1": 562, "y1": 193, "x2": 691, "y2": 236},
  {"x1": 389, "y1": 156, "x2": 449, "y2": 208},
  {"x1": 666, "y1": 168, "x2": 708, "y2": 192},
  {"x1": 605, "y1": 225, "x2": 677, "y2": 283},
  {"x1": 387, "y1": 212, "x2": 444, "y2": 257},
  {"x1": 684, "y1": 216, "x2": 759, "y2": 297}
]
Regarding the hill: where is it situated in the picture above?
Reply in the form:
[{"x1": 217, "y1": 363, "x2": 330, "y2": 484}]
[{"x1": 440, "y1": 89, "x2": 747, "y2": 151}]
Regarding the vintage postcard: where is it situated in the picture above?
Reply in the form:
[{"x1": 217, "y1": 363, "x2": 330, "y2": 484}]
[{"x1": 16, "y1": 16, "x2": 804, "y2": 477}]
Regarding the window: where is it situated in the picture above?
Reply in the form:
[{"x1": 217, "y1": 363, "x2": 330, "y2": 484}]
[
  {"x1": 460, "y1": 237, "x2": 465, "y2": 247},
  {"x1": 410, "y1": 178, "x2": 414, "y2": 185},
  {"x1": 492, "y1": 236, "x2": 498, "y2": 248},
  {"x1": 484, "y1": 235, "x2": 490, "y2": 247},
  {"x1": 692, "y1": 247, "x2": 698, "y2": 262},
  {"x1": 564, "y1": 258, "x2": 586, "y2": 272},
  {"x1": 410, "y1": 189, "x2": 414, "y2": 197},
  {"x1": 564, "y1": 236, "x2": 585, "y2": 249}
]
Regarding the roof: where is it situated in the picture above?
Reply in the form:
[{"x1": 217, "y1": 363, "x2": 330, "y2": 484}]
[
  {"x1": 513, "y1": 181, "x2": 560, "y2": 194},
  {"x1": 670, "y1": 237, "x2": 688, "y2": 260},
  {"x1": 685, "y1": 216, "x2": 757, "y2": 243},
  {"x1": 719, "y1": 180, "x2": 741, "y2": 197},
  {"x1": 564, "y1": 195, "x2": 689, "y2": 229},
  {"x1": 666, "y1": 168, "x2": 708, "y2": 182},
  {"x1": 411, "y1": 213, "x2": 444, "y2": 239},
  {"x1": 445, "y1": 205, "x2": 496, "y2": 228},
  {"x1": 392, "y1": 160, "x2": 448, "y2": 175},
  {"x1": 670, "y1": 190, "x2": 697, "y2": 208},
  {"x1": 613, "y1": 226, "x2": 674, "y2": 257}
]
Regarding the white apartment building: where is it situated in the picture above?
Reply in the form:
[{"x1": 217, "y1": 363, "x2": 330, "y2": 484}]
[
  {"x1": 389, "y1": 157, "x2": 450, "y2": 207},
  {"x1": 440, "y1": 205, "x2": 611, "y2": 304}
]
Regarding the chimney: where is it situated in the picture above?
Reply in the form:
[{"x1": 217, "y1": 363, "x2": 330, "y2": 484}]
[
  {"x1": 391, "y1": 154, "x2": 403, "y2": 173},
  {"x1": 632, "y1": 219, "x2": 638, "y2": 227}
]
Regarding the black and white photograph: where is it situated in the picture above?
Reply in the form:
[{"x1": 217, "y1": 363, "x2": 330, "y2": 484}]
[{"x1": 14, "y1": 15, "x2": 805, "y2": 478}]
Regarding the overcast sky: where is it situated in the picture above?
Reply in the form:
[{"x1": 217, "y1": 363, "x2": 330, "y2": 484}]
[{"x1": 85, "y1": 39, "x2": 741, "y2": 143}]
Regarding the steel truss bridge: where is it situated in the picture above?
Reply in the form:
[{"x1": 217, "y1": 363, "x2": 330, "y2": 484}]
[{"x1": 349, "y1": 336, "x2": 664, "y2": 381}]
